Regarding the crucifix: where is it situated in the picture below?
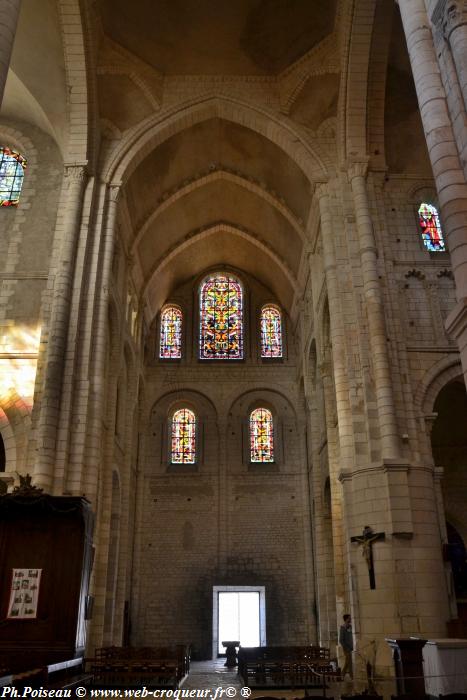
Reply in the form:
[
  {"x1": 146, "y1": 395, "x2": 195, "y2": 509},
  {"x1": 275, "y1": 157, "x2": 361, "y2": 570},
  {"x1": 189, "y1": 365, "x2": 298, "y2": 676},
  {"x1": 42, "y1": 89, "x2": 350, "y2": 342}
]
[{"x1": 351, "y1": 525, "x2": 385, "y2": 589}]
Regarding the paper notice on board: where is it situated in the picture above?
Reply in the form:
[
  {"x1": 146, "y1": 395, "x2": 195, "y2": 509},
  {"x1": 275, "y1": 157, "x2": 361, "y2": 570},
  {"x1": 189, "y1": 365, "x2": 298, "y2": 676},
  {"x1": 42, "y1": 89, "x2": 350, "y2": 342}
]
[{"x1": 7, "y1": 568, "x2": 42, "y2": 619}]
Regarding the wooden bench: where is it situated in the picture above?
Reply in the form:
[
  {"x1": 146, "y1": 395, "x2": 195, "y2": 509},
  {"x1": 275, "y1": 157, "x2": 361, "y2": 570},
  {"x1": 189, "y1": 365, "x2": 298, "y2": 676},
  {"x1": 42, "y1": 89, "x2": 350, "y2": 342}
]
[
  {"x1": 238, "y1": 645, "x2": 334, "y2": 689},
  {"x1": 86, "y1": 645, "x2": 190, "y2": 689}
]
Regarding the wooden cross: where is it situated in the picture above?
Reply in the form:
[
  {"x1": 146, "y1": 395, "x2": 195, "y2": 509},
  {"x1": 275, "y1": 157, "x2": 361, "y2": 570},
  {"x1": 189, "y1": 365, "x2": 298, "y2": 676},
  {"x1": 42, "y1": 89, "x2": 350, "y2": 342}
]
[{"x1": 351, "y1": 525, "x2": 385, "y2": 589}]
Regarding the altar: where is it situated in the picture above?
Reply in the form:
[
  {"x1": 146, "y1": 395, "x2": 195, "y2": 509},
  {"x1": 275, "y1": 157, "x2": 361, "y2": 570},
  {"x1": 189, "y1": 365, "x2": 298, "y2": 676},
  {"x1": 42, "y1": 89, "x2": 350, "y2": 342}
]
[{"x1": 422, "y1": 638, "x2": 467, "y2": 698}]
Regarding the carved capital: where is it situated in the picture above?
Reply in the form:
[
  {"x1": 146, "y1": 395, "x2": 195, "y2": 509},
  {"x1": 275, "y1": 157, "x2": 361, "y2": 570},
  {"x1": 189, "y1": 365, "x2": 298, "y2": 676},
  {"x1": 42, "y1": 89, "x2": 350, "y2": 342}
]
[
  {"x1": 318, "y1": 359, "x2": 333, "y2": 378},
  {"x1": 424, "y1": 412, "x2": 438, "y2": 436},
  {"x1": 313, "y1": 181, "x2": 329, "y2": 200},
  {"x1": 64, "y1": 163, "x2": 87, "y2": 184},
  {"x1": 109, "y1": 182, "x2": 122, "y2": 203},
  {"x1": 347, "y1": 158, "x2": 369, "y2": 182},
  {"x1": 443, "y1": 0, "x2": 467, "y2": 38}
]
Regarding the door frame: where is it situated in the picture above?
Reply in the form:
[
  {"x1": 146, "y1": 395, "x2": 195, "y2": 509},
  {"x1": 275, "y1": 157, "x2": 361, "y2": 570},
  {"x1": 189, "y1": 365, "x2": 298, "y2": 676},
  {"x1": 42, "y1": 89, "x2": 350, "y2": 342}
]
[{"x1": 212, "y1": 585, "x2": 266, "y2": 659}]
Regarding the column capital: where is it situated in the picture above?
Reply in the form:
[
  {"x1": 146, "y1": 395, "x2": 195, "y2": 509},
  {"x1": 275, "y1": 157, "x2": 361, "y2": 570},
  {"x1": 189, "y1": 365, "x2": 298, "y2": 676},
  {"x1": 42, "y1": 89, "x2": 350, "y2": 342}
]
[
  {"x1": 64, "y1": 163, "x2": 88, "y2": 184},
  {"x1": 313, "y1": 181, "x2": 329, "y2": 199},
  {"x1": 318, "y1": 359, "x2": 333, "y2": 378},
  {"x1": 423, "y1": 412, "x2": 439, "y2": 436},
  {"x1": 434, "y1": 0, "x2": 467, "y2": 38},
  {"x1": 108, "y1": 181, "x2": 123, "y2": 203},
  {"x1": 346, "y1": 158, "x2": 369, "y2": 182}
]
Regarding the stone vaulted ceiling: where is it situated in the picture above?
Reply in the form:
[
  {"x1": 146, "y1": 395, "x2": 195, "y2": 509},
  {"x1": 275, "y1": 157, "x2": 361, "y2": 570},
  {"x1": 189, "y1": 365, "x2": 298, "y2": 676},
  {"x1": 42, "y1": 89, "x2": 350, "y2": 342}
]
[{"x1": 98, "y1": 0, "x2": 337, "y2": 76}]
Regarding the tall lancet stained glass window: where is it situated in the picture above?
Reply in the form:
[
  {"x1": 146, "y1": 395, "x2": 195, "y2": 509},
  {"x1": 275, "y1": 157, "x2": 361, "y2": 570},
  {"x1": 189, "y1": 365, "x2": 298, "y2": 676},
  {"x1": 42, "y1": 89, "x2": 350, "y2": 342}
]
[
  {"x1": 160, "y1": 305, "x2": 182, "y2": 358},
  {"x1": 200, "y1": 274, "x2": 243, "y2": 359},
  {"x1": 261, "y1": 305, "x2": 282, "y2": 358},
  {"x1": 250, "y1": 408, "x2": 274, "y2": 463},
  {"x1": 418, "y1": 203, "x2": 445, "y2": 252},
  {"x1": 171, "y1": 408, "x2": 196, "y2": 464},
  {"x1": 0, "y1": 147, "x2": 26, "y2": 206}
]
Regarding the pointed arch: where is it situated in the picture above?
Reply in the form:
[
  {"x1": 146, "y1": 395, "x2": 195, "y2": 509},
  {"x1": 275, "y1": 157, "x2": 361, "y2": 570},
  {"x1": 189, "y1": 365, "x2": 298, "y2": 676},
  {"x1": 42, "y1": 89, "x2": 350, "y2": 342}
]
[{"x1": 103, "y1": 95, "x2": 329, "y2": 185}]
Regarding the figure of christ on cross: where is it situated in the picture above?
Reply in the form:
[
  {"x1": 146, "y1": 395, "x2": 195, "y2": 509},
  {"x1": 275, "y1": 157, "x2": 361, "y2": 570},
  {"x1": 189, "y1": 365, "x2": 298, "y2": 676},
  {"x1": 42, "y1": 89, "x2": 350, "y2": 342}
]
[{"x1": 351, "y1": 525, "x2": 385, "y2": 589}]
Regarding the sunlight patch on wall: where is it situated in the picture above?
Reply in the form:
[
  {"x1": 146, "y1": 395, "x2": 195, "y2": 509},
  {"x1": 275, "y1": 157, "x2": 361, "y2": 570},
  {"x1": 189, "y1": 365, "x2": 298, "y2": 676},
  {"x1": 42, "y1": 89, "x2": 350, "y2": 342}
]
[{"x1": 0, "y1": 324, "x2": 41, "y2": 409}]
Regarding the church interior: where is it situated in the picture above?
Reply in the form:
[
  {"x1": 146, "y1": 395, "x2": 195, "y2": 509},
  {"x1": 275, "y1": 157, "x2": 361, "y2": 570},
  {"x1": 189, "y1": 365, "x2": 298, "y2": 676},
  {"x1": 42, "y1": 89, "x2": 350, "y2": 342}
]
[{"x1": 1, "y1": 0, "x2": 467, "y2": 696}]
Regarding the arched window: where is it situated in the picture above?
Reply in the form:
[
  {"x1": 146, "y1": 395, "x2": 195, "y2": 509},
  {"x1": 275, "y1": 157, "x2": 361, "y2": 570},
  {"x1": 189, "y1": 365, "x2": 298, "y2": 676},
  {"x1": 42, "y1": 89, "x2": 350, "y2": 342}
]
[
  {"x1": 171, "y1": 408, "x2": 196, "y2": 464},
  {"x1": 160, "y1": 305, "x2": 183, "y2": 359},
  {"x1": 0, "y1": 147, "x2": 26, "y2": 206},
  {"x1": 250, "y1": 408, "x2": 274, "y2": 463},
  {"x1": 200, "y1": 273, "x2": 243, "y2": 359},
  {"x1": 418, "y1": 202, "x2": 445, "y2": 252},
  {"x1": 260, "y1": 305, "x2": 282, "y2": 358}
]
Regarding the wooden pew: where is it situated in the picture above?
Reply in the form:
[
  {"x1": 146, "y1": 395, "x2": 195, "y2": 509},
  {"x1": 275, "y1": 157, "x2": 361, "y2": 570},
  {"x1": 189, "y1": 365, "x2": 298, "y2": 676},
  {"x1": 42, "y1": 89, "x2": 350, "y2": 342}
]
[
  {"x1": 86, "y1": 645, "x2": 190, "y2": 689},
  {"x1": 238, "y1": 645, "x2": 333, "y2": 688}
]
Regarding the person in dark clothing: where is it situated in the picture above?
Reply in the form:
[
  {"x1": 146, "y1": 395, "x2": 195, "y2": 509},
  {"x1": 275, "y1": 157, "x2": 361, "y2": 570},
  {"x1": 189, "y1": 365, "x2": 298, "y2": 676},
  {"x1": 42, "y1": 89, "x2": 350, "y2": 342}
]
[{"x1": 339, "y1": 613, "x2": 353, "y2": 678}]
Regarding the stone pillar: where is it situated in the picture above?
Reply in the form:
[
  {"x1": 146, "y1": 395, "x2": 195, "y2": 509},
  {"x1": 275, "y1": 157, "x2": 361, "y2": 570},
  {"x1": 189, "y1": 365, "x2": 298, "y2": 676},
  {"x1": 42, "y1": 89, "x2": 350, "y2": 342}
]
[
  {"x1": 441, "y1": 1, "x2": 467, "y2": 117},
  {"x1": 35, "y1": 164, "x2": 88, "y2": 492},
  {"x1": 348, "y1": 162, "x2": 400, "y2": 461},
  {"x1": 314, "y1": 183, "x2": 355, "y2": 631},
  {"x1": 82, "y1": 183, "x2": 120, "y2": 503},
  {"x1": 398, "y1": 0, "x2": 467, "y2": 387},
  {"x1": 315, "y1": 184, "x2": 355, "y2": 470},
  {"x1": 0, "y1": 0, "x2": 21, "y2": 108}
]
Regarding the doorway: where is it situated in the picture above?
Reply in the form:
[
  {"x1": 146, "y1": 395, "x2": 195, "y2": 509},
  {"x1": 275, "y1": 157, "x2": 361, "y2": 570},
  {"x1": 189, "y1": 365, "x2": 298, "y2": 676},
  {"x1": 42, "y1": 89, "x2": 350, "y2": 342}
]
[{"x1": 212, "y1": 586, "x2": 266, "y2": 659}]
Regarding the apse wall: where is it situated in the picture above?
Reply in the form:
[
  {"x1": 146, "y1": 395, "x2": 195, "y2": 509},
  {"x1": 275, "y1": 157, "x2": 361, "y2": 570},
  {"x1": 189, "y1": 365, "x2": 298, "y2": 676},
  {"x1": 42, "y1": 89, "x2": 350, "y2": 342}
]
[{"x1": 132, "y1": 270, "x2": 314, "y2": 658}]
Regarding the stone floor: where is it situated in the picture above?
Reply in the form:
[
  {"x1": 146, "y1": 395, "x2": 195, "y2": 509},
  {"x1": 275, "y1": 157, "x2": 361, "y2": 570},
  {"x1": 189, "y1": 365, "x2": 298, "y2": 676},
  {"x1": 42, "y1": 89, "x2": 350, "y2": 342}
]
[
  {"x1": 180, "y1": 660, "x2": 335, "y2": 698},
  {"x1": 180, "y1": 659, "x2": 243, "y2": 692}
]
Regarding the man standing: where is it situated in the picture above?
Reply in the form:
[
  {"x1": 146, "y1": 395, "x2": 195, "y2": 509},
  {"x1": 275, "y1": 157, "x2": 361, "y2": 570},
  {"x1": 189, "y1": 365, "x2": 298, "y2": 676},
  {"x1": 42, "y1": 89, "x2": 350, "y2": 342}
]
[{"x1": 339, "y1": 613, "x2": 353, "y2": 679}]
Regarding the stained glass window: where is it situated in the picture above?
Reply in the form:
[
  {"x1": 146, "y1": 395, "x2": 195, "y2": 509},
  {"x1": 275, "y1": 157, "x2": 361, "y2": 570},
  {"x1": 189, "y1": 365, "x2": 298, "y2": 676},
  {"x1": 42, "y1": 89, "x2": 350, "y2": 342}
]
[
  {"x1": 200, "y1": 274, "x2": 243, "y2": 359},
  {"x1": 261, "y1": 305, "x2": 282, "y2": 358},
  {"x1": 160, "y1": 305, "x2": 182, "y2": 359},
  {"x1": 171, "y1": 408, "x2": 196, "y2": 464},
  {"x1": 419, "y1": 203, "x2": 445, "y2": 252},
  {"x1": 250, "y1": 408, "x2": 274, "y2": 463},
  {"x1": 0, "y1": 147, "x2": 26, "y2": 207}
]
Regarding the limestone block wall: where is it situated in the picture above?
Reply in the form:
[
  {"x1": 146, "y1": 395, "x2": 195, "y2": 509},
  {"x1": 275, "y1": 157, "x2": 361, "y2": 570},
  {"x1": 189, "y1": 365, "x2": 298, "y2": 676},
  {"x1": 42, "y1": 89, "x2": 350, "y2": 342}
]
[
  {"x1": 131, "y1": 272, "x2": 315, "y2": 657},
  {"x1": 0, "y1": 119, "x2": 62, "y2": 474}
]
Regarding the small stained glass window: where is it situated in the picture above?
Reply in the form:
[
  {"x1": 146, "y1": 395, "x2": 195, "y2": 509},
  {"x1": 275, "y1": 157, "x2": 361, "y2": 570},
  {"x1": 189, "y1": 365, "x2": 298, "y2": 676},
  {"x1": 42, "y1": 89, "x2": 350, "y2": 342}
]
[
  {"x1": 261, "y1": 305, "x2": 282, "y2": 358},
  {"x1": 419, "y1": 203, "x2": 445, "y2": 252},
  {"x1": 250, "y1": 408, "x2": 274, "y2": 463},
  {"x1": 160, "y1": 305, "x2": 182, "y2": 359},
  {"x1": 200, "y1": 274, "x2": 243, "y2": 359},
  {"x1": 171, "y1": 408, "x2": 196, "y2": 464},
  {"x1": 0, "y1": 147, "x2": 26, "y2": 207}
]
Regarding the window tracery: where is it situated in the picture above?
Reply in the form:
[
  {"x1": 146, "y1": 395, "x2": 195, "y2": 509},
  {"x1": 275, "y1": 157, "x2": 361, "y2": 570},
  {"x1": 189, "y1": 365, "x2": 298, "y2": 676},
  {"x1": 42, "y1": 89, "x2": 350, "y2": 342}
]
[
  {"x1": 0, "y1": 147, "x2": 26, "y2": 207},
  {"x1": 171, "y1": 408, "x2": 196, "y2": 464},
  {"x1": 200, "y1": 274, "x2": 243, "y2": 359},
  {"x1": 160, "y1": 305, "x2": 183, "y2": 359},
  {"x1": 418, "y1": 202, "x2": 445, "y2": 252},
  {"x1": 260, "y1": 305, "x2": 282, "y2": 358},
  {"x1": 250, "y1": 407, "x2": 274, "y2": 463}
]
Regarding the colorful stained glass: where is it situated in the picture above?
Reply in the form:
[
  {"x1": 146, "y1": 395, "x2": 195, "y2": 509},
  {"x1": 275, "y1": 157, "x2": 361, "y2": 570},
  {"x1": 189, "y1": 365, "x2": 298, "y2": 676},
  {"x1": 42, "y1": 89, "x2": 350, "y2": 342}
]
[
  {"x1": 160, "y1": 305, "x2": 182, "y2": 359},
  {"x1": 250, "y1": 408, "x2": 274, "y2": 463},
  {"x1": 419, "y1": 202, "x2": 445, "y2": 252},
  {"x1": 261, "y1": 305, "x2": 282, "y2": 358},
  {"x1": 200, "y1": 274, "x2": 243, "y2": 359},
  {"x1": 171, "y1": 408, "x2": 196, "y2": 464},
  {"x1": 0, "y1": 147, "x2": 26, "y2": 207}
]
